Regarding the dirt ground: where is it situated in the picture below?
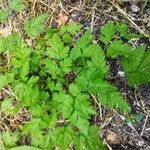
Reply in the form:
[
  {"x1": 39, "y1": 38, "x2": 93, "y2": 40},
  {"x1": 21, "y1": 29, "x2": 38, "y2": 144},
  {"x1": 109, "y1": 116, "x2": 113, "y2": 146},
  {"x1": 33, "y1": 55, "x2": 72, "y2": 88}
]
[{"x1": 0, "y1": 0, "x2": 150, "y2": 150}]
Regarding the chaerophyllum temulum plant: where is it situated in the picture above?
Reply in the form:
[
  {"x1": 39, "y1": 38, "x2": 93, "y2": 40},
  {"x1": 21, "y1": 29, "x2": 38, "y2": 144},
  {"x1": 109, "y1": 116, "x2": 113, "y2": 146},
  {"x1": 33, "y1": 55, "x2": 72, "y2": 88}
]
[{"x1": 0, "y1": 13, "x2": 150, "y2": 150}]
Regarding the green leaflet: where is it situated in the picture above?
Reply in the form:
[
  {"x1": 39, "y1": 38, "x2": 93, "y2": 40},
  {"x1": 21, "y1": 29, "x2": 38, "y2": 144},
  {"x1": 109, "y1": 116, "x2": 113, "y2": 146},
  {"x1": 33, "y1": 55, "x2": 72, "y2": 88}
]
[
  {"x1": 100, "y1": 21, "x2": 116, "y2": 44},
  {"x1": 24, "y1": 14, "x2": 49, "y2": 37},
  {"x1": 69, "y1": 83, "x2": 80, "y2": 96},
  {"x1": 76, "y1": 30, "x2": 93, "y2": 49},
  {"x1": 12, "y1": 77, "x2": 40, "y2": 106},
  {"x1": 10, "y1": 0, "x2": 25, "y2": 11},
  {"x1": 52, "y1": 127, "x2": 74, "y2": 150},
  {"x1": 139, "y1": 51, "x2": 150, "y2": 70},
  {"x1": 116, "y1": 22, "x2": 141, "y2": 40},
  {"x1": 74, "y1": 126, "x2": 106, "y2": 150},
  {"x1": 1, "y1": 131, "x2": 19, "y2": 148},
  {"x1": 69, "y1": 93, "x2": 95, "y2": 135},
  {"x1": 121, "y1": 45, "x2": 146, "y2": 72},
  {"x1": 0, "y1": 32, "x2": 22, "y2": 53},
  {"x1": 107, "y1": 40, "x2": 133, "y2": 58},
  {"x1": 31, "y1": 133, "x2": 53, "y2": 149},
  {"x1": 62, "y1": 33, "x2": 72, "y2": 44},
  {"x1": 0, "y1": 75, "x2": 8, "y2": 90},
  {"x1": 51, "y1": 88, "x2": 95, "y2": 135},
  {"x1": 47, "y1": 33, "x2": 69, "y2": 60},
  {"x1": 0, "y1": 37, "x2": 5, "y2": 53},
  {"x1": 126, "y1": 71, "x2": 150, "y2": 86},
  {"x1": 86, "y1": 44, "x2": 109, "y2": 75},
  {"x1": 60, "y1": 22, "x2": 82, "y2": 35},
  {"x1": 123, "y1": 50, "x2": 150, "y2": 86},
  {"x1": 44, "y1": 59, "x2": 61, "y2": 79},
  {"x1": 89, "y1": 81, "x2": 130, "y2": 112},
  {"x1": 106, "y1": 37, "x2": 150, "y2": 86},
  {"x1": 85, "y1": 126, "x2": 106, "y2": 150},
  {"x1": 0, "y1": 10, "x2": 9, "y2": 22},
  {"x1": 70, "y1": 47, "x2": 82, "y2": 60},
  {"x1": 22, "y1": 118, "x2": 48, "y2": 136},
  {"x1": 60, "y1": 57, "x2": 72, "y2": 73},
  {"x1": 10, "y1": 146, "x2": 41, "y2": 150},
  {"x1": 51, "y1": 91, "x2": 74, "y2": 118},
  {"x1": 120, "y1": 45, "x2": 150, "y2": 86},
  {"x1": 75, "y1": 75, "x2": 89, "y2": 92},
  {"x1": 1, "y1": 98, "x2": 13, "y2": 113},
  {"x1": 75, "y1": 67, "x2": 130, "y2": 112},
  {"x1": 0, "y1": 73, "x2": 14, "y2": 90}
]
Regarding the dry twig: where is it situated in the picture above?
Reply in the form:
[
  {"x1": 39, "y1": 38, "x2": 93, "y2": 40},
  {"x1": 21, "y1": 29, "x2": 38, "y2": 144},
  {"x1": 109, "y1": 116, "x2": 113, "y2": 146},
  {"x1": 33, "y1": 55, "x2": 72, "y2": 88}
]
[{"x1": 109, "y1": 0, "x2": 149, "y2": 37}]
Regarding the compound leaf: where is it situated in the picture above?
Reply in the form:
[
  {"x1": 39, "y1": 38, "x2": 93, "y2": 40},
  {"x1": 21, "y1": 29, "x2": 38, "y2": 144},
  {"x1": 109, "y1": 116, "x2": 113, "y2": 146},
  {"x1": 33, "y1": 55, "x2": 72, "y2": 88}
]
[
  {"x1": 107, "y1": 40, "x2": 133, "y2": 58},
  {"x1": 10, "y1": 0, "x2": 25, "y2": 11},
  {"x1": 10, "y1": 146, "x2": 41, "y2": 150},
  {"x1": 76, "y1": 30, "x2": 93, "y2": 49},
  {"x1": 0, "y1": 10, "x2": 9, "y2": 22},
  {"x1": 24, "y1": 14, "x2": 49, "y2": 37},
  {"x1": 100, "y1": 21, "x2": 116, "y2": 44},
  {"x1": 60, "y1": 22, "x2": 82, "y2": 35},
  {"x1": 52, "y1": 127, "x2": 74, "y2": 150}
]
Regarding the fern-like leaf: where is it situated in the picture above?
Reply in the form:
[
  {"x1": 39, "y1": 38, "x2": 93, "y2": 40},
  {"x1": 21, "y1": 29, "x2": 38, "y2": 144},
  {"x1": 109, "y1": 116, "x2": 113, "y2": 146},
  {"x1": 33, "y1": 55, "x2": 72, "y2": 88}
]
[
  {"x1": 88, "y1": 80, "x2": 131, "y2": 112},
  {"x1": 52, "y1": 127, "x2": 74, "y2": 150},
  {"x1": 74, "y1": 126, "x2": 106, "y2": 150},
  {"x1": 24, "y1": 14, "x2": 48, "y2": 37},
  {"x1": 76, "y1": 30, "x2": 93, "y2": 49},
  {"x1": 100, "y1": 21, "x2": 116, "y2": 44},
  {"x1": 107, "y1": 40, "x2": 133, "y2": 58}
]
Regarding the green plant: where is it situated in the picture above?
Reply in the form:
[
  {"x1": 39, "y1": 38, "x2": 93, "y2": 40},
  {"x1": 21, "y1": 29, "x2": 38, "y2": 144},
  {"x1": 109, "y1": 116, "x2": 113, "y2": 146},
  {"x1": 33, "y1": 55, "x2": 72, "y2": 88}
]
[
  {"x1": 10, "y1": 0, "x2": 25, "y2": 12},
  {"x1": 0, "y1": 10, "x2": 9, "y2": 23},
  {"x1": 1, "y1": 131, "x2": 19, "y2": 148},
  {"x1": 100, "y1": 21, "x2": 150, "y2": 87},
  {"x1": 124, "y1": 114, "x2": 144, "y2": 124},
  {"x1": 0, "y1": 0, "x2": 25, "y2": 24},
  {"x1": 0, "y1": 14, "x2": 149, "y2": 149},
  {"x1": 24, "y1": 13, "x2": 49, "y2": 38}
]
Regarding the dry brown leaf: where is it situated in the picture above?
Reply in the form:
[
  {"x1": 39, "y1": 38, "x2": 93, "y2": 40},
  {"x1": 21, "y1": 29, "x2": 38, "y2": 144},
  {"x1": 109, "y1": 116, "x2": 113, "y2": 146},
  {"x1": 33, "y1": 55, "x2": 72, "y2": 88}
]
[
  {"x1": 25, "y1": 39, "x2": 33, "y2": 47},
  {"x1": 105, "y1": 129, "x2": 121, "y2": 145},
  {"x1": 0, "y1": 27, "x2": 12, "y2": 37},
  {"x1": 18, "y1": 13, "x2": 24, "y2": 22},
  {"x1": 57, "y1": 12, "x2": 69, "y2": 27}
]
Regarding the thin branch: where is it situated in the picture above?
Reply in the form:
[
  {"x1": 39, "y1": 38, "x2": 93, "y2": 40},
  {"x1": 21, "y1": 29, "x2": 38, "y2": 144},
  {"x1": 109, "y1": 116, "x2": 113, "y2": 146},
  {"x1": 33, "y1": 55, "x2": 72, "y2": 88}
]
[{"x1": 141, "y1": 115, "x2": 148, "y2": 136}]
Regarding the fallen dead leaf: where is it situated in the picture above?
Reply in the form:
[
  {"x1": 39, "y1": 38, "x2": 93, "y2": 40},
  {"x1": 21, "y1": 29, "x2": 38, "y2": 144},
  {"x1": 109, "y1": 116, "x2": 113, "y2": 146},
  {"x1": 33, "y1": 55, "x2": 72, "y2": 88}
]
[
  {"x1": 105, "y1": 129, "x2": 121, "y2": 145},
  {"x1": 57, "y1": 12, "x2": 69, "y2": 27},
  {"x1": 25, "y1": 39, "x2": 33, "y2": 47},
  {"x1": 0, "y1": 27, "x2": 12, "y2": 37},
  {"x1": 18, "y1": 13, "x2": 24, "y2": 22}
]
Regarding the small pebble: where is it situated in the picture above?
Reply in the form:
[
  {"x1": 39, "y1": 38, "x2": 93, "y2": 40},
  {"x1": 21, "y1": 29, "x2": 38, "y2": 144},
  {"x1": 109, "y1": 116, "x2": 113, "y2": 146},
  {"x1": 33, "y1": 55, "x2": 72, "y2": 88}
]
[
  {"x1": 118, "y1": 71, "x2": 125, "y2": 77},
  {"x1": 146, "y1": 8, "x2": 150, "y2": 15},
  {"x1": 71, "y1": 13, "x2": 77, "y2": 19},
  {"x1": 137, "y1": 140, "x2": 144, "y2": 147},
  {"x1": 105, "y1": 130, "x2": 121, "y2": 145},
  {"x1": 147, "y1": 22, "x2": 150, "y2": 28},
  {"x1": 131, "y1": 5, "x2": 140, "y2": 13}
]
